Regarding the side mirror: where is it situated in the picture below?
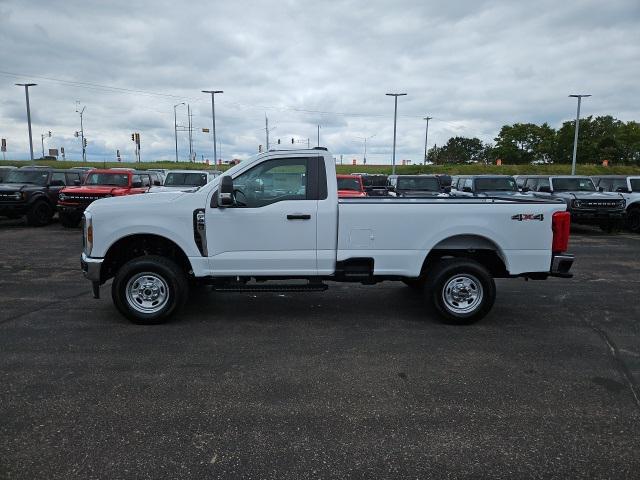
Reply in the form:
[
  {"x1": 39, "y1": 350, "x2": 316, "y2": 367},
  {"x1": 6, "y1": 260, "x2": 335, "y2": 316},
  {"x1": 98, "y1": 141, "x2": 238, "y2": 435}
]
[
  {"x1": 598, "y1": 186, "x2": 604, "y2": 192},
  {"x1": 73, "y1": 179, "x2": 81, "y2": 186},
  {"x1": 218, "y1": 175, "x2": 234, "y2": 207},
  {"x1": 153, "y1": 180, "x2": 161, "y2": 186},
  {"x1": 443, "y1": 186, "x2": 452, "y2": 194},
  {"x1": 462, "y1": 186, "x2": 472, "y2": 193},
  {"x1": 132, "y1": 181, "x2": 142, "y2": 188},
  {"x1": 521, "y1": 186, "x2": 530, "y2": 192},
  {"x1": 538, "y1": 185, "x2": 552, "y2": 193},
  {"x1": 438, "y1": 175, "x2": 452, "y2": 188}
]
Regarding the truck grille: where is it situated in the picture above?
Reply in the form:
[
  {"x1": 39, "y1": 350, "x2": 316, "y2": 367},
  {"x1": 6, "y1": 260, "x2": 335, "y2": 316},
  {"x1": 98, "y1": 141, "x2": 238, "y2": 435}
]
[
  {"x1": 60, "y1": 193, "x2": 109, "y2": 202},
  {"x1": 577, "y1": 200, "x2": 623, "y2": 209}
]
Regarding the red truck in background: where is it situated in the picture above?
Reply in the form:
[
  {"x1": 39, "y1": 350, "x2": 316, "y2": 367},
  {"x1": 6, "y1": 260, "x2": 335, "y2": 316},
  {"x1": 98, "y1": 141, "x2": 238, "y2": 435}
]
[
  {"x1": 57, "y1": 169, "x2": 153, "y2": 227},
  {"x1": 336, "y1": 174, "x2": 366, "y2": 198}
]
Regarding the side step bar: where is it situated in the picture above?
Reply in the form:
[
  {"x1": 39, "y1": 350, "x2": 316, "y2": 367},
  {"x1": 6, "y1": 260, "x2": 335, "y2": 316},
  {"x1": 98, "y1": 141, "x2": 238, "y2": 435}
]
[{"x1": 213, "y1": 283, "x2": 328, "y2": 293}]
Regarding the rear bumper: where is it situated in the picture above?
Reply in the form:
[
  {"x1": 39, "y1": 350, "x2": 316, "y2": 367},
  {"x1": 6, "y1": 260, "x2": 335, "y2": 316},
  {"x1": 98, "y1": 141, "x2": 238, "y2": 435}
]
[{"x1": 550, "y1": 253, "x2": 574, "y2": 278}]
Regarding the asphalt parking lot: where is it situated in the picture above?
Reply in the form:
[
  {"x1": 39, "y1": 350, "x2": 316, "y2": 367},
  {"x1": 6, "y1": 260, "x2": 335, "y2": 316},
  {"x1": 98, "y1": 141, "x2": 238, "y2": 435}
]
[{"x1": 1, "y1": 218, "x2": 639, "y2": 479}]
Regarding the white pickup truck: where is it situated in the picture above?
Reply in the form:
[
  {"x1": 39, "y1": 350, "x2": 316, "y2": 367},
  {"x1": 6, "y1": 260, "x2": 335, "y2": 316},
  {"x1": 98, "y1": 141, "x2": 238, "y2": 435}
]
[{"x1": 81, "y1": 148, "x2": 574, "y2": 325}]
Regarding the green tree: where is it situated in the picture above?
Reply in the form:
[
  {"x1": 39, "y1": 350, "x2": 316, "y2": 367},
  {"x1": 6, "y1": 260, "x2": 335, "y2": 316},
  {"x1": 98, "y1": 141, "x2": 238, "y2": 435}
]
[
  {"x1": 493, "y1": 123, "x2": 556, "y2": 164},
  {"x1": 429, "y1": 137, "x2": 491, "y2": 165}
]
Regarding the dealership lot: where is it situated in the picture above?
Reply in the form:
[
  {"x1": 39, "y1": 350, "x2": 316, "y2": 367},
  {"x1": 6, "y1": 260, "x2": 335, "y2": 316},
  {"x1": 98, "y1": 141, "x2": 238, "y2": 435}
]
[{"x1": 1, "y1": 220, "x2": 639, "y2": 479}]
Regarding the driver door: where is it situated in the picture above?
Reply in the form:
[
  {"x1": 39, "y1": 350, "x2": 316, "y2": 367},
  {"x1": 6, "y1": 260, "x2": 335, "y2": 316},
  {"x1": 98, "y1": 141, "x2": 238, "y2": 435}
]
[{"x1": 206, "y1": 156, "x2": 318, "y2": 276}]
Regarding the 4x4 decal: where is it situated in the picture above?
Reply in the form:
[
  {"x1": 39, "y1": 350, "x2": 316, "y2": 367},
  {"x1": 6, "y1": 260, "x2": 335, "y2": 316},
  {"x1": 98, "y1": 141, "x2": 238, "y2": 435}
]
[{"x1": 512, "y1": 213, "x2": 544, "y2": 221}]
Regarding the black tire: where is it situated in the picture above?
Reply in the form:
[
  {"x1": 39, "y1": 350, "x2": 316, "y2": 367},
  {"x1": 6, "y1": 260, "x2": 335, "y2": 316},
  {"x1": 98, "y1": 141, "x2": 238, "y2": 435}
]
[
  {"x1": 111, "y1": 255, "x2": 189, "y2": 325},
  {"x1": 626, "y1": 207, "x2": 640, "y2": 233},
  {"x1": 59, "y1": 212, "x2": 81, "y2": 228},
  {"x1": 26, "y1": 200, "x2": 54, "y2": 226},
  {"x1": 426, "y1": 258, "x2": 496, "y2": 324}
]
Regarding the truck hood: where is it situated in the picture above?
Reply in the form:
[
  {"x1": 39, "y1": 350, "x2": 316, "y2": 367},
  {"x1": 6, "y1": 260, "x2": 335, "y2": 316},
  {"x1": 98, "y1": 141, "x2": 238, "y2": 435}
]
[
  {"x1": 86, "y1": 190, "x2": 186, "y2": 213},
  {"x1": 61, "y1": 185, "x2": 129, "y2": 195},
  {"x1": 553, "y1": 191, "x2": 623, "y2": 200},
  {"x1": 397, "y1": 190, "x2": 444, "y2": 197},
  {"x1": 0, "y1": 183, "x2": 44, "y2": 194},
  {"x1": 476, "y1": 191, "x2": 524, "y2": 197},
  {"x1": 148, "y1": 186, "x2": 200, "y2": 193}
]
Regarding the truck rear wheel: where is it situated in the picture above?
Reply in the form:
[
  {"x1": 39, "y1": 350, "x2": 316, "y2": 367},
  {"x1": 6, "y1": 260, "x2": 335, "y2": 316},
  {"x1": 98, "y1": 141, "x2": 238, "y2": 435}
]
[
  {"x1": 26, "y1": 200, "x2": 53, "y2": 227},
  {"x1": 112, "y1": 255, "x2": 188, "y2": 325},
  {"x1": 427, "y1": 258, "x2": 495, "y2": 324}
]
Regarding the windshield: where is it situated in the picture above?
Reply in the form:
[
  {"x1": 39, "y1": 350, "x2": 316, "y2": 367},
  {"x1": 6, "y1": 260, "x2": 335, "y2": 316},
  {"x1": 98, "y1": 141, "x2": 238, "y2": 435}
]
[
  {"x1": 165, "y1": 172, "x2": 208, "y2": 187},
  {"x1": 5, "y1": 170, "x2": 49, "y2": 185},
  {"x1": 552, "y1": 178, "x2": 595, "y2": 192},
  {"x1": 474, "y1": 177, "x2": 517, "y2": 192},
  {"x1": 630, "y1": 179, "x2": 640, "y2": 192},
  {"x1": 397, "y1": 177, "x2": 440, "y2": 191},
  {"x1": 85, "y1": 173, "x2": 130, "y2": 186},
  {"x1": 337, "y1": 177, "x2": 362, "y2": 191},
  {"x1": 361, "y1": 176, "x2": 387, "y2": 187}
]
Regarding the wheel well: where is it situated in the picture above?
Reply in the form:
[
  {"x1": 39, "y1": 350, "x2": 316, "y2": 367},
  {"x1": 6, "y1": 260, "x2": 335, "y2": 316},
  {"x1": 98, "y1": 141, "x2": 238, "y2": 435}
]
[
  {"x1": 101, "y1": 234, "x2": 192, "y2": 283},
  {"x1": 422, "y1": 249, "x2": 508, "y2": 278}
]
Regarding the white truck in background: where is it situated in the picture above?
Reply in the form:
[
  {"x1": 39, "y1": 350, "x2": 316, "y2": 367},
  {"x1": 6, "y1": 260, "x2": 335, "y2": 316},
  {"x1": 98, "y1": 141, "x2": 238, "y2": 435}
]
[{"x1": 81, "y1": 148, "x2": 574, "y2": 325}]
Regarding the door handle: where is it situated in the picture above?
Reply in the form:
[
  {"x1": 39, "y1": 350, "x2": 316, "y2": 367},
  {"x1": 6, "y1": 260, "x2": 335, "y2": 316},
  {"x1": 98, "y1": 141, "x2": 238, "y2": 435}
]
[{"x1": 287, "y1": 214, "x2": 311, "y2": 220}]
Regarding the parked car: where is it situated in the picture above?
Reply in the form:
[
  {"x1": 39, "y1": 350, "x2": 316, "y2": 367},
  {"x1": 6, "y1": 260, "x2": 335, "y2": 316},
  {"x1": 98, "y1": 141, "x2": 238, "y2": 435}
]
[
  {"x1": 520, "y1": 175, "x2": 626, "y2": 231},
  {"x1": 387, "y1": 174, "x2": 451, "y2": 197},
  {"x1": 0, "y1": 168, "x2": 82, "y2": 226},
  {"x1": 592, "y1": 175, "x2": 640, "y2": 232},
  {"x1": 0, "y1": 166, "x2": 17, "y2": 183},
  {"x1": 337, "y1": 174, "x2": 366, "y2": 197},
  {"x1": 57, "y1": 169, "x2": 152, "y2": 227},
  {"x1": 70, "y1": 166, "x2": 96, "y2": 182},
  {"x1": 149, "y1": 170, "x2": 217, "y2": 193},
  {"x1": 80, "y1": 148, "x2": 573, "y2": 326},
  {"x1": 352, "y1": 173, "x2": 389, "y2": 196},
  {"x1": 453, "y1": 175, "x2": 523, "y2": 197}
]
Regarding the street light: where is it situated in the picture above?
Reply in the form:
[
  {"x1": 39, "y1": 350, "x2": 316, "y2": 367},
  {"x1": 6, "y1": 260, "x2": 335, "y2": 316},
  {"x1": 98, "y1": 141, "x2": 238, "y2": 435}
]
[
  {"x1": 202, "y1": 90, "x2": 223, "y2": 165},
  {"x1": 569, "y1": 94, "x2": 591, "y2": 175},
  {"x1": 173, "y1": 102, "x2": 185, "y2": 162},
  {"x1": 355, "y1": 134, "x2": 376, "y2": 165},
  {"x1": 15, "y1": 83, "x2": 37, "y2": 163},
  {"x1": 386, "y1": 93, "x2": 407, "y2": 175},
  {"x1": 76, "y1": 102, "x2": 86, "y2": 162},
  {"x1": 423, "y1": 116, "x2": 433, "y2": 164}
]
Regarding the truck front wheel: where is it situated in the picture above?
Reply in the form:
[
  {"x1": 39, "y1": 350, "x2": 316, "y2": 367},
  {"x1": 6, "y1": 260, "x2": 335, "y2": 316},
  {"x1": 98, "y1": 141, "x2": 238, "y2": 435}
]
[
  {"x1": 427, "y1": 258, "x2": 496, "y2": 324},
  {"x1": 626, "y1": 207, "x2": 640, "y2": 233},
  {"x1": 112, "y1": 255, "x2": 188, "y2": 325}
]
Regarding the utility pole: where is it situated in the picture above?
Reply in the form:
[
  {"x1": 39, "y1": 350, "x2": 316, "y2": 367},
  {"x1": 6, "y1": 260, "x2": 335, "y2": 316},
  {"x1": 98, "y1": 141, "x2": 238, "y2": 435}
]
[
  {"x1": 266, "y1": 115, "x2": 270, "y2": 150},
  {"x1": 15, "y1": 83, "x2": 37, "y2": 163},
  {"x1": 174, "y1": 102, "x2": 185, "y2": 162},
  {"x1": 423, "y1": 116, "x2": 432, "y2": 164},
  {"x1": 569, "y1": 94, "x2": 591, "y2": 175},
  {"x1": 355, "y1": 135, "x2": 376, "y2": 165},
  {"x1": 187, "y1": 104, "x2": 193, "y2": 162},
  {"x1": 317, "y1": 125, "x2": 321, "y2": 147},
  {"x1": 41, "y1": 131, "x2": 52, "y2": 158},
  {"x1": 386, "y1": 93, "x2": 407, "y2": 175},
  {"x1": 202, "y1": 90, "x2": 223, "y2": 165},
  {"x1": 76, "y1": 102, "x2": 86, "y2": 162}
]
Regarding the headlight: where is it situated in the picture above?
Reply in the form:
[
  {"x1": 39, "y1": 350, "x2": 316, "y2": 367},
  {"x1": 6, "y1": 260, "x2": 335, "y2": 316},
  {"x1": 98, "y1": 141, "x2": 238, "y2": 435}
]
[
  {"x1": 83, "y1": 211, "x2": 93, "y2": 256},
  {"x1": 620, "y1": 199, "x2": 626, "y2": 208},
  {"x1": 59, "y1": 193, "x2": 67, "y2": 201},
  {"x1": 13, "y1": 192, "x2": 21, "y2": 200},
  {"x1": 572, "y1": 200, "x2": 582, "y2": 208}
]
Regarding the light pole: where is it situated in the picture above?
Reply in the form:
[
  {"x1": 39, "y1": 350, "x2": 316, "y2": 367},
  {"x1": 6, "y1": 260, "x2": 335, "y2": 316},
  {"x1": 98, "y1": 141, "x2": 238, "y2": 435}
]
[
  {"x1": 423, "y1": 116, "x2": 432, "y2": 164},
  {"x1": 15, "y1": 83, "x2": 37, "y2": 163},
  {"x1": 569, "y1": 94, "x2": 591, "y2": 175},
  {"x1": 202, "y1": 90, "x2": 223, "y2": 165},
  {"x1": 41, "y1": 131, "x2": 52, "y2": 158},
  {"x1": 173, "y1": 102, "x2": 185, "y2": 162},
  {"x1": 386, "y1": 93, "x2": 407, "y2": 174},
  {"x1": 76, "y1": 102, "x2": 86, "y2": 162},
  {"x1": 355, "y1": 135, "x2": 376, "y2": 165},
  {"x1": 317, "y1": 124, "x2": 321, "y2": 147}
]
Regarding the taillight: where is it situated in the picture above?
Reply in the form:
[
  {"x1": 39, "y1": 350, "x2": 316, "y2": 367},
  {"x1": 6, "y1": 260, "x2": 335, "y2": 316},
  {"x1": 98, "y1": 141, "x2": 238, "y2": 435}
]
[{"x1": 552, "y1": 211, "x2": 570, "y2": 253}]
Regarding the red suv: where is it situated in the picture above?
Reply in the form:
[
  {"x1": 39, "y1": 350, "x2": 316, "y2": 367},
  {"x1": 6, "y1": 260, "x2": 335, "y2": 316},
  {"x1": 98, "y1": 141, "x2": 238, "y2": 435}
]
[
  {"x1": 57, "y1": 169, "x2": 152, "y2": 227},
  {"x1": 337, "y1": 174, "x2": 366, "y2": 198}
]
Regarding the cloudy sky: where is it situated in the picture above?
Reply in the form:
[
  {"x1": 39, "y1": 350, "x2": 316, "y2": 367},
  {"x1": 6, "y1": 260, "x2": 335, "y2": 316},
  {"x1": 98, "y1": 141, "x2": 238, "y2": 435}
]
[{"x1": 1, "y1": 0, "x2": 639, "y2": 164}]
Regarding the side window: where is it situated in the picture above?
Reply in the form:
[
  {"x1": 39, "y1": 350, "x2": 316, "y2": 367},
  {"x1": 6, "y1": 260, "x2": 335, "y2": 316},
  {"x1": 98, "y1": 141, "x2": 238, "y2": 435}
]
[
  {"x1": 233, "y1": 157, "x2": 308, "y2": 208},
  {"x1": 66, "y1": 173, "x2": 80, "y2": 185},
  {"x1": 463, "y1": 178, "x2": 473, "y2": 189},
  {"x1": 611, "y1": 179, "x2": 627, "y2": 192},
  {"x1": 598, "y1": 179, "x2": 611, "y2": 191},
  {"x1": 537, "y1": 178, "x2": 550, "y2": 191},
  {"x1": 524, "y1": 178, "x2": 537, "y2": 190},
  {"x1": 132, "y1": 174, "x2": 141, "y2": 186},
  {"x1": 51, "y1": 172, "x2": 66, "y2": 186}
]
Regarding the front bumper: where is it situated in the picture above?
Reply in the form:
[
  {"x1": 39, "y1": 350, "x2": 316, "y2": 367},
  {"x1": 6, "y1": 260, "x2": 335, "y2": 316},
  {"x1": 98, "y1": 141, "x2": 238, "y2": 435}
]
[
  {"x1": 0, "y1": 203, "x2": 29, "y2": 215},
  {"x1": 571, "y1": 210, "x2": 624, "y2": 225},
  {"x1": 58, "y1": 203, "x2": 87, "y2": 215},
  {"x1": 81, "y1": 252, "x2": 103, "y2": 282}
]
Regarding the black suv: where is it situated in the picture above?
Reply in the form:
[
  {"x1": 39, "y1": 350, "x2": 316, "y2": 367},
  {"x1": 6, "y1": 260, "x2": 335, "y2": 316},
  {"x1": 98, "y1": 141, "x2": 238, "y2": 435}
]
[
  {"x1": 453, "y1": 175, "x2": 522, "y2": 197},
  {"x1": 0, "y1": 168, "x2": 82, "y2": 226},
  {"x1": 387, "y1": 174, "x2": 452, "y2": 197},
  {"x1": 351, "y1": 173, "x2": 388, "y2": 196},
  {"x1": 520, "y1": 175, "x2": 626, "y2": 231}
]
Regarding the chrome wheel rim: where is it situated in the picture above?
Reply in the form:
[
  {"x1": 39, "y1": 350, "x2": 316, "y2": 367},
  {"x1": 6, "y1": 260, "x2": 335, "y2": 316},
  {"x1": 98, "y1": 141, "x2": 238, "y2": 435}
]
[
  {"x1": 125, "y1": 272, "x2": 170, "y2": 314},
  {"x1": 442, "y1": 274, "x2": 483, "y2": 315}
]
